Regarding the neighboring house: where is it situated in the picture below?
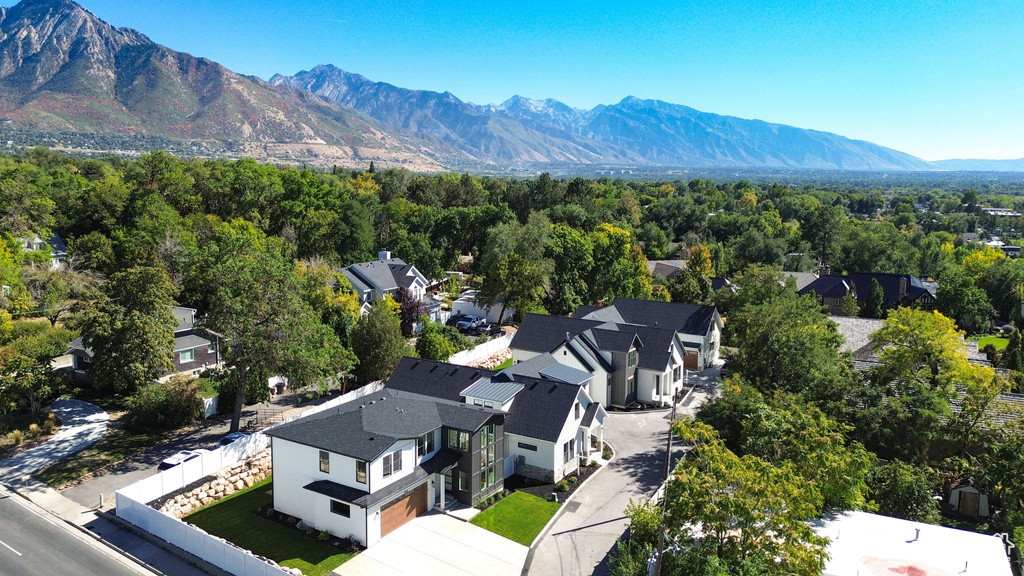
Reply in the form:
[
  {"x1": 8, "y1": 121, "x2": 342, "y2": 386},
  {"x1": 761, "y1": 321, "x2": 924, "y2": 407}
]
[
  {"x1": 576, "y1": 298, "x2": 723, "y2": 370},
  {"x1": 812, "y1": 511, "x2": 1013, "y2": 576},
  {"x1": 67, "y1": 306, "x2": 220, "y2": 384},
  {"x1": 510, "y1": 313, "x2": 687, "y2": 408},
  {"x1": 800, "y1": 272, "x2": 936, "y2": 314},
  {"x1": 266, "y1": 388, "x2": 504, "y2": 547},
  {"x1": 339, "y1": 251, "x2": 429, "y2": 315},
  {"x1": 385, "y1": 357, "x2": 607, "y2": 484},
  {"x1": 799, "y1": 275, "x2": 857, "y2": 315},
  {"x1": 781, "y1": 271, "x2": 819, "y2": 291},
  {"x1": 20, "y1": 233, "x2": 67, "y2": 268},
  {"x1": 647, "y1": 260, "x2": 687, "y2": 279},
  {"x1": 710, "y1": 277, "x2": 736, "y2": 293}
]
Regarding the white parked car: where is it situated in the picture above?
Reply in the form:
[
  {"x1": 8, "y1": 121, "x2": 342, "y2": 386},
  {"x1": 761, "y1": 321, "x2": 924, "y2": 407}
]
[{"x1": 158, "y1": 449, "x2": 209, "y2": 470}]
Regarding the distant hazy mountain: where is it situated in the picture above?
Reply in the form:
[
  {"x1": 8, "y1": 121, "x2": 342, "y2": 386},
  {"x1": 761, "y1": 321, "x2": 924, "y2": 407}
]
[
  {"x1": 272, "y1": 64, "x2": 936, "y2": 170},
  {"x1": 0, "y1": 0, "x2": 449, "y2": 168},
  {"x1": 931, "y1": 158, "x2": 1024, "y2": 172}
]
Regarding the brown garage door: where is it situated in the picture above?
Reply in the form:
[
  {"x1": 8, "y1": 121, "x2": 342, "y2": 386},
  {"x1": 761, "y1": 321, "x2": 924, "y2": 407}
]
[
  {"x1": 380, "y1": 484, "x2": 428, "y2": 537},
  {"x1": 684, "y1": 351, "x2": 699, "y2": 369}
]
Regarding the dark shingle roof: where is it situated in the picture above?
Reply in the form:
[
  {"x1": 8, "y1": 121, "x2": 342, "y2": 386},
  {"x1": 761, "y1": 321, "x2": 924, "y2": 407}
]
[
  {"x1": 511, "y1": 314, "x2": 604, "y2": 353},
  {"x1": 386, "y1": 358, "x2": 582, "y2": 443},
  {"x1": 799, "y1": 275, "x2": 854, "y2": 300},
  {"x1": 580, "y1": 402, "x2": 600, "y2": 427},
  {"x1": 576, "y1": 298, "x2": 718, "y2": 336},
  {"x1": 848, "y1": 273, "x2": 934, "y2": 307},
  {"x1": 613, "y1": 323, "x2": 677, "y2": 371},
  {"x1": 590, "y1": 327, "x2": 640, "y2": 352},
  {"x1": 266, "y1": 388, "x2": 498, "y2": 462}
]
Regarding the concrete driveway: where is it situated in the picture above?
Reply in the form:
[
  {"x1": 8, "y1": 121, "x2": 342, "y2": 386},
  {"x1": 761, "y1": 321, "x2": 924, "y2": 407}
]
[
  {"x1": 526, "y1": 364, "x2": 722, "y2": 576},
  {"x1": 0, "y1": 399, "x2": 108, "y2": 484},
  {"x1": 333, "y1": 512, "x2": 528, "y2": 576}
]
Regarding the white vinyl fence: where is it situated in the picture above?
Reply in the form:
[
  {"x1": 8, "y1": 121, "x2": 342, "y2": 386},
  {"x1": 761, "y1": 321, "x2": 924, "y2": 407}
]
[
  {"x1": 447, "y1": 334, "x2": 513, "y2": 366},
  {"x1": 115, "y1": 381, "x2": 386, "y2": 576}
]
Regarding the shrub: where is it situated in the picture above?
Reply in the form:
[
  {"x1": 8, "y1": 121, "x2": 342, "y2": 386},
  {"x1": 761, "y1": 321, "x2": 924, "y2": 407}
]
[
  {"x1": 305, "y1": 528, "x2": 315, "y2": 536},
  {"x1": 27, "y1": 423, "x2": 40, "y2": 438},
  {"x1": 265, "y1": 507, "x2": 276, "y2": 518},
  {"x1": 8, "y1": 429, "x2": 24, "y2": 445},
  {"x1": 126, "y1": 375, "x2": 203, "y2": 429},
  {"x1": 40, "y1": 418, "x2": 54, "y2": 435},
  {"x1": 318, "y1": 529, "x2": 330, "y2": 541},
  {"x1": 602, "y1": 450, "x2": 613, "y2": 460},
  {"x1": 568, "y1": 475, "x2": 578, "y2": 484},
  {"x1": 555, "y1": 480, "x2": 569, "y2": 492}
]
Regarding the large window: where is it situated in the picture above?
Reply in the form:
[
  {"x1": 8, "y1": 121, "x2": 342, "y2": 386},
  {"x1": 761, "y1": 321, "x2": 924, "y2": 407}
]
[
  {"x1": 330, "y1": 500, "x2": 350, "y2": 517},
  {"x1": 447, "y1": 429, "x2": 470, "y2": 452},
  {"x1": 319, "y1": 450, "x2": 330, "y2": 473},
  {"x1": 627, "y1": 349, "x2": 638, "y2": 367},
  {"x1": 457, "y1": 470, "x2": 469, "y2": 491},
  {"x1": 356, "y1": 460, "x2": 367, "y2": 484},
  {"x1": 627, "y1": 375, "x2": 637, "y2": 396},
  {"x1": 417, "y1": 432, "x2": 435, "y2": 457},
  {"x1": 383, "y1": 450, "x2": 402, "y2": 478},
  {"x1": 563, "y1": 439, "x2": 575, "y2": 464},
  {"x1": 179, "y1": 349, "x2": 195, "y2": 363},
  {"x1": 673, "y1": 366, "x2": 682, "y2": 382}
]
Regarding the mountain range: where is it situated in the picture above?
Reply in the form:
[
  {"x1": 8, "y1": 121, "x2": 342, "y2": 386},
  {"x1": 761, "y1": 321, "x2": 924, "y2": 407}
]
[{"x1": 0, "y1": 0, "x2": 1015, "y2": 172}]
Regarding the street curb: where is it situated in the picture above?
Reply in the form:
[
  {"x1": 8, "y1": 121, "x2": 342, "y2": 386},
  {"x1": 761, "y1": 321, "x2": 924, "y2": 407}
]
[
  {"x1": 0, "y1": 482, "x2": 165, "y2": 576},
  {"x1": 520, "y1": 440, "x2": 618, "y2": 576}
]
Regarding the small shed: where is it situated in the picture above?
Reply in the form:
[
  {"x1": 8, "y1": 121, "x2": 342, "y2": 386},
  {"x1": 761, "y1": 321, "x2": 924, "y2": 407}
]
[{"x1": 949, "y1": 478, "x2": 990, "y2": 519}]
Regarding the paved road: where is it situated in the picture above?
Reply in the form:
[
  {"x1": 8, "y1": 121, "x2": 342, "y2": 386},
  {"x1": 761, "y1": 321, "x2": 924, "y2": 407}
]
[
  {"x1": 0, "y1": 398, "x2": 108, "y2": 484},
  {"x1": 0, "y1": 485, "x2": 154, "y2": 576},
  {"x1": 527, "y1": 365, "x2": 722, "y2": 576}
]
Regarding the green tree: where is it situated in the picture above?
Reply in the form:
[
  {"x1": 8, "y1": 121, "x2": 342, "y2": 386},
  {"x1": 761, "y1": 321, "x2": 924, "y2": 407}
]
[
  {"x1": 22, "y1": 259, "x2": 102, "y2": 326},
  {"x1": 687, "y1": 245, "x2": 714, "y2": 279},
  {"x1": 862, "y1": 278, "x2": 886, "y2": 318},
  {"x1": 662, "y1": 420, "x2": 829, "y2": 575},
  {"x1": 202, "y1": 220, "x2": 350, "y2": 431},
  {"x1": 587, "y1": 223, "x2": 652, "y2": 303},
  {"x1": 936, "y1": 267, "x2": 994, "y2": 333},
  {"x1": 351, "y1": 299, "x2": 412, "y2": 383},
  {"x1": 415, "y1": 321, "x2": 456, "y2": 361},
  {"x1": 838, "y1": 291, "x2": 860, "y2": 316},
  {"x1": 477, "y1": 213, "x2": 552, "y2": 322},
  {"x1": 867, "y1": 460, "x2": 939, "y2": 523},
  {"x1": 0, "y1": 352, "x2": 66, "y2": 417},
  {"x1": 74, "y1": 266, "x2": 178, "y2": 393},
  {"x1": 546, "y1": 224, "x2": 593, "y2": 315}
]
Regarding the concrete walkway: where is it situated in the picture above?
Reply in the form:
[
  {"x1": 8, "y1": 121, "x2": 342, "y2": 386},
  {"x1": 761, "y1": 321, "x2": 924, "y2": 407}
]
[{"x1": 0, "y1": 398, "x2": 108, "y2": 483}]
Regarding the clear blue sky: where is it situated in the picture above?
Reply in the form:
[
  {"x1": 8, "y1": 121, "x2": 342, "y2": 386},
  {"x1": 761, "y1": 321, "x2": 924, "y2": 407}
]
[{"x1": 13, "y1": 0, "x2": 1024, "y2": 160}]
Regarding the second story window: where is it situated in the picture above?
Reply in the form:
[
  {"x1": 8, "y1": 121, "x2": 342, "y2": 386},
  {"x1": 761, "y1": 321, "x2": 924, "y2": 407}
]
[
  {"x1": 356, "y1": 460, "x2": 367, "y2": 484},
  {"x1": 628, "y1": 349, "x2": 638, "y2": 367},
  {"x1": 447, "y1": 429, "x2": 470, "y2": 452},
  {"x1": 383, "y1": 450, "x2": 403, "y2": 478},
  {"x1": 319, "y1": 450, "x2": 329, "y2": 473},
  {"x1": 417, "y1": 432, "x2": 435, "y2": 457}
]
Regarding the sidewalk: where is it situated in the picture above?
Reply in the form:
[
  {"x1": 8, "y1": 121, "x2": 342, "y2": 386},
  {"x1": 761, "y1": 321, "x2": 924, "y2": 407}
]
[
  {"x1": 0, "y1": 398, "x2": 108, "y2": 483},
  {"x1": 8, "y1": 477, "x2": 217, "y2": 576}
]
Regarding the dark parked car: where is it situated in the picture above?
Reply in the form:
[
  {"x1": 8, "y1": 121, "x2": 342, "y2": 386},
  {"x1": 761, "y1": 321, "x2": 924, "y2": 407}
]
[
  {"x1": 446, "y1": 313, "x2": 467, "y2": 327},
  {"x1": 215, "y1": 432, "x2": 250, "y2": 448}
]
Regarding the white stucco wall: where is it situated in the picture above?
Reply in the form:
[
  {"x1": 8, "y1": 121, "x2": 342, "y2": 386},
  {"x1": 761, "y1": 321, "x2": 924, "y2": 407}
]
[{"x1": 506, "y1": 433, "x2": 556, "y2": 472}]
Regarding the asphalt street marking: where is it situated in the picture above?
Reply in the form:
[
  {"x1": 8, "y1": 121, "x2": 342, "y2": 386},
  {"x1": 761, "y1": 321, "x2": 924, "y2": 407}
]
[{"x1": 0, "y1": 537, "x2": 22, "y2": 556}]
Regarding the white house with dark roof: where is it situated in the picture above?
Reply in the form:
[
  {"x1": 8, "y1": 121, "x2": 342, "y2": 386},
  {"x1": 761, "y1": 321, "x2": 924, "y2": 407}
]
[
  {"x1": 266, "y1": 389, "x2": 505, "y2": 547},
  {"x1": 510, "y1": 308, "x2": 693, "y2": 408},
  {"x1": 339, "y1": 251, "x2": 428, "y2": 314},
  {"x1": 386, "y1": 357, "x2": 607, "y2": 483}
]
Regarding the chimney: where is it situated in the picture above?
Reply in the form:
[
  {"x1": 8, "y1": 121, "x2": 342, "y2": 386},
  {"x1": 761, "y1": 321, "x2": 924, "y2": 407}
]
[
  {"x1": 899, "y1": 276, "x2": 908, "y2": 300},
  {"x1": 379, "y1": 249, "x2": 391, "y2": 261}
]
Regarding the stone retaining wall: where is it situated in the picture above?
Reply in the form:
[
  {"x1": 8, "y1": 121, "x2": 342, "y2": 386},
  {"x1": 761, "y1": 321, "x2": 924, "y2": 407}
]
[{"x1": 157, "y1": 448, "x2": 271, "y2": 519}]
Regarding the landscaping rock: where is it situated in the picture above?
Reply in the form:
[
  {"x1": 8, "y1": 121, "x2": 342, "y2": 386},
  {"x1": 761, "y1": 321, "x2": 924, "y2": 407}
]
[{"x1": 155, "y1": 448, "x2": 273, "y2": 518}]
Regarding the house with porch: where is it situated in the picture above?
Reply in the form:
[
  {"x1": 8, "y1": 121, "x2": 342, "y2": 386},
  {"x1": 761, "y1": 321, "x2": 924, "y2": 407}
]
[
  {"x1": 266, "y1": 389, "x2": 504, "y2": 547},
  {"x1": 575, "y1": 298, "x2": 723, "y2": 370},
  {"x1": 510, "y1": 313, "x2": 687, "y2": 408},
  {"x1": 67, "y1": 306, "x2": 220, "y2": 384},
  {"x1": 339, "y1": 251, "x2": 429, "y2": 315},
  {"x1": 385, "y1": 357, "x2": 607, "y2": 484}
]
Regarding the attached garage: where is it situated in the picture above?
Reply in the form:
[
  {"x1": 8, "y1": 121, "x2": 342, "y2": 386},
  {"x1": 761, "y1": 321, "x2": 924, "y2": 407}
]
[{"x1": 380, "y1": 483, "x2": 428, "y2": 537}]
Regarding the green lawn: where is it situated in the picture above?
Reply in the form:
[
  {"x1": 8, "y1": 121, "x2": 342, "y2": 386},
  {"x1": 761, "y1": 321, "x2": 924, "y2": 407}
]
[
  {"x1": 469, "y1": 491, "x2": 560, "y2": 546},
  {"x1": 493, "y1": 357, "x2": 514, "y2": 371},
  {"x1": 977, "y1": 336, "x2": 1010, "y2": 350},
  {"x1": 185, "y1": 478, "x2": 354, "y2": 576},
  {"x1": 36, "y1": 427, "x2": 165, "y2": 488}
]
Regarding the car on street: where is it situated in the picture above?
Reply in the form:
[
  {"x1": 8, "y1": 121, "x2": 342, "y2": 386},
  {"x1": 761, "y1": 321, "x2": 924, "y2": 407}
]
[
  {"x1": 215, "y1": 432, "x2": 250, "y2": 447},
  {"x1": 455, "y1": 315, "x2": 483, "y2": 331},
  {"x1": 158, "y1": 449, "x2": 209, "y2": 470}
]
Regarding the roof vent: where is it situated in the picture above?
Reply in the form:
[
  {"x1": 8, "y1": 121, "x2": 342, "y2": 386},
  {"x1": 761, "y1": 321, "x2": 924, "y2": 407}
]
[{"x1": 359, "y1": 405, "x2": 364, "y2": 410}]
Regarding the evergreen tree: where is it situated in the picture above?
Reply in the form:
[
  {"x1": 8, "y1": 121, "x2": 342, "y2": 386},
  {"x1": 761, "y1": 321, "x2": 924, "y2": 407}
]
[
  {"x1": 862, "y1": 278, "x2": 886, "y2": 319},
  {"x1": 351, "y1": 299, "x2": 413, "y2": 383},
  {"x1": 838, "y1": 291, "x2": 860, "y2": 317}
]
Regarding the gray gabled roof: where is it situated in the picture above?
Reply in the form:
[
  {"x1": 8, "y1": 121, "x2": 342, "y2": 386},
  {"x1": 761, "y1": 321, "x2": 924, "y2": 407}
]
[
  {"x1": 342, "y1": 258, "x2": 426, "y2": 295},
  {"x1": 511, "y1": 314, "x2": 604, "y2": 354},
  {"x1": 576, "y1": 298, "x2": 719, "y2": 336},
  {"x1": 173, "y1": 334, "x2": 211, "y2": 352},
  {"x1": 538, "y1": 363, "x2": 593, "y2": 385},
  {"x1": 612, "y1": 323, "x2": 678, "y2": 371},
  {"x1": 266, "y1": 388, "x2": 500, "y2": 462},
  {"x1": 590, "y1": 327, "x2": 640, "y2": 352}
]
